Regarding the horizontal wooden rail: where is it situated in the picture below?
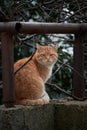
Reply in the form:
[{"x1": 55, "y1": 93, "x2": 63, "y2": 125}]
[
  {"x1": 0, "y1": 22, "x2": 16, "y2": 33},
  {"x1": 0, "y1": 22, "x2": 87, "y2": 34},
  {"x1": 16, "y1": 22, "x2": 87, "y2": 34}
]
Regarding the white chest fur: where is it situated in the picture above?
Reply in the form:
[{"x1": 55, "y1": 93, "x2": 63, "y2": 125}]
[{"x1": 45, "y1": 66, "x2": 53, "y2": 83}]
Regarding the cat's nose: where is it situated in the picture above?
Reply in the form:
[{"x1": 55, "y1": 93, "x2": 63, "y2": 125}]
[{"x1": 46, "y1": 56, "x2": 50, "y2": 60}]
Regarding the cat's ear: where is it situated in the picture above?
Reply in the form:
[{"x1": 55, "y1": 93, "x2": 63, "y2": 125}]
[
  {"x1": 53, "y1": 45, "x2": 58, "y2": 51},
  {"x1": 36, "y1": 43, "x2": 42, "y2": 51}
]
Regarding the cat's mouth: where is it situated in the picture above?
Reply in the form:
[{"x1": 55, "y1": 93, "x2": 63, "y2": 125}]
[{"x1": 38, "y1": 60, "x2": 55, "y2": 66}]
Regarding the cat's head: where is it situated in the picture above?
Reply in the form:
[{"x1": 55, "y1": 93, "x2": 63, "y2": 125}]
[{"x1": 35, "y1": 44, "x2": 58, "y2": 67}]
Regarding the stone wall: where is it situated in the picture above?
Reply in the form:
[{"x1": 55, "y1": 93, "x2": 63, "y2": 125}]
[
  {"x1": 0, "y1": 100, "x2": 87, "y2": 130},
  {"x1": 54, "y1": 100, "x2": 87, "y2": 130}
]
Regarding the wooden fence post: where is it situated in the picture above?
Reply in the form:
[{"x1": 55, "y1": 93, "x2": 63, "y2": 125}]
[
  {"x1": 73, "y1": 33, "x2": 85, "y2": 98},
  {"x1": 1, "y1": 33, "x2": 15, "y2": 107}
]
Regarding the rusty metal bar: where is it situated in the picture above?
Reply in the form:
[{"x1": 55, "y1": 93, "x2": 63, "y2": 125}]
[
  {"x1": 73, "y1": 33, "x2": 85, "y2": 98},
  {"x1": 1, "y1": 33, "x2": 15, "y2": 107}
]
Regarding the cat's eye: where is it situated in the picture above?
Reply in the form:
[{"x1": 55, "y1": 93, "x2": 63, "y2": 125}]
[
  {"x1": 40, "y1": 54, "x2": 45, "y2": 57},
  {"x1": 50, "y1": 54, "x2": 54, "y2": 56}
]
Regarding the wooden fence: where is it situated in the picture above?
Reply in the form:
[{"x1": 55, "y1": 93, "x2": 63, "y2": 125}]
[{"x1": 0, "y1": 22, "x2": 86, "y2": 107}]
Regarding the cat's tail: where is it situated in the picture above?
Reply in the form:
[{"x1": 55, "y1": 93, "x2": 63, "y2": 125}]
[{"x1": 16, "y1": 92, "x2": 50, "y2": 106}]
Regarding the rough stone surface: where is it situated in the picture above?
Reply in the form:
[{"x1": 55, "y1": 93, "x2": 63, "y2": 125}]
[
  {"x1": 0, "y1": 100, "x2": 87, "y2": 130},
  {"x1": 23, "y1": 104, "x2": 54, "y2": 130},
  {"x1": 0, "y1": 105, "x2": 24, "y2": 130},
  {"x1": 0, "y1": 104, "x2": 54, "y2": 130},
  {"x1": 54, "y1": 100, "x2": 87, "y2": 130}
]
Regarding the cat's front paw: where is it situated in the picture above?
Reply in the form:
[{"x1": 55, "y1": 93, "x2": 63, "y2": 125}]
[{"x1": 26, "y1": 98, "x2": 50, "y2": 106}]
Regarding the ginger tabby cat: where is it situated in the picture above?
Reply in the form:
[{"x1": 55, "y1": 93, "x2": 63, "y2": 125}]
[{"x1": 14, "y1": 44, "x2": 58, "y2": 106}]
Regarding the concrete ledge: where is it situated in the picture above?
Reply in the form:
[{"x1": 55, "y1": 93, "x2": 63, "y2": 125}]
[
  {"x1": 23, "y1": 104, "x2": 54, "y2": 130},
  {"x1": 0, "y1": 104, "x2": 54, "y2": 130},
  {"x1": 0, "y1": 105, "x2": 24, "y2": 130},
  {"x1": 0, "y1": 100, "x2": 87, "y2": 130},
  {"x1": 54, "y1": 100, "x2": 87, "y2": 130}
]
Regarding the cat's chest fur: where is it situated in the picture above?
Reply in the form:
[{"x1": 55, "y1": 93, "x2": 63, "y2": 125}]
[
  {"x1": 44, "y1": 66, "x2": 53, "y2": 83},
  {"x1": 38, "y1": 65, "x2": 53, "y2": 83}
]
